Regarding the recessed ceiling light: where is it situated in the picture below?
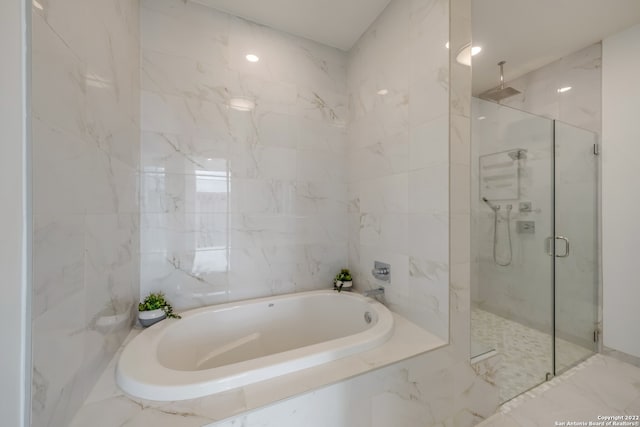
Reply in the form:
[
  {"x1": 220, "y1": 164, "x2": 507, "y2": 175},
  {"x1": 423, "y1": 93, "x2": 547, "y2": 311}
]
[
  {"x1": 245, "y1": 54, "x2": 260, "y2": 63},
  {"x1": 445, "y1": 41, "x2": 450, "y2": 49},
  {"x1": 32, "y1": 0, "x2": 43, "y2": 10},
  {"x1": 229, "y1": 97, "x2": 256, "y2": 112},
  {"x1": 377, "y1": 89, "x2": 389, "y2": 96},
  {"x1": 477, "y1": 116, "x2": 486, "y2": 121},
  {"x1": 557, "y1": 86, "x2": 572, "y2": 93}
]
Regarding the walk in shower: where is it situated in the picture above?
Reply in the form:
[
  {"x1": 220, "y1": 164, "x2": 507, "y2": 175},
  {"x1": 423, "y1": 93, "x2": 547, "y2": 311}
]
[{"x1": 471, "y1": 98, "x2": 599, "y2": 402}]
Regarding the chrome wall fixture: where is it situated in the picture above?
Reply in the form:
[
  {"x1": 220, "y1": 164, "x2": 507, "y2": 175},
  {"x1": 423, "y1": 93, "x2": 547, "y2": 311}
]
[{"x1": 372, "y1": 261, "x2": 391, "y2": 282}]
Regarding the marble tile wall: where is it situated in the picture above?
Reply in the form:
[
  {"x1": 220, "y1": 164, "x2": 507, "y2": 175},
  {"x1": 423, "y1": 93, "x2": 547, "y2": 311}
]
[
  {"x1": 30, "y1": 0, "x2": 140, "y2": 426},
  {"x1": 82, "y1": 0, "x2": 497, "y2": 426},
  {"x1": 211, "y1": 348, "x2": 497, "y2": 427},
  {"x1": 347, "y1": 0, "x2": 451, "y2": 340},
  {"x1": 212, "y1": 0, "x2": 499, "y2": 425},
  {"x1": 139, "y1": 0, "x2": 349, "y2": 308}
]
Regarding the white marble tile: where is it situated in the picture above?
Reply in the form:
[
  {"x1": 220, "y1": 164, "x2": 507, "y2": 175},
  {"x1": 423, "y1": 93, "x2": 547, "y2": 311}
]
[
  {"x1": 141, "y1": 131, "x2": 231, "y2": 175},
  {"x1": 228, "y1": 144, "x2": 298, "y2": 181},
  {"x1": 408, "y1": 165, "x2": 449, "y2": 214},
  {"x1": 359, "y1": 173, "x2": 409, "y2": 214},
  {"x1": 409, "y1": 116, "x2": 450, "y2": 170},
  {"x1": 31, "y1": 119, "x2": 91, "y2": 215},
  {"x1": 139, "y1": 0, "x2": 350, "y2": 308},
  {"x1": 32, "y1": 214, "x2": 85, "y2": 318},
  {"x1": 31, "y1": 11, "x2": 87, "y2": 140},
  {"x1": 83, "y1": 148, "x2": 139, "y2": 215},
  {"x1": 227, "y1": 214, "x2": 297, "y2": 248},
  {"x1": 295, "y1": 214, "x2": 349, "y2": 246},
  {"x1": 141, "y1": 49, "x2": 233, "y2": 104},
  {"x1": 84, "y1": 213, "x2": 138, "y2": 335},
  {"x1": 296, "y1": 117, "x2": 347, "y2": 153},
  {"x1": 32, "y1": 290, "x2": 90, "y2": 427},
  {"x1": 31, "y1": 0, "x2": 140, "y2": 426},
  {"x1": 294, "y1": 179, "x2": 348, "y2": 214},
  {"x1": 359, "y1": 213, "x2": 409, "y2": 254},
  {"x1": 295, "y1": 86, "x2": 348, "y2": 126},
  {"x1": 140, "y1": 171, "x2": 236, "y2": 215},
  {"x1": 372, "y1": 392, "x2": 434, "y2": 427},
  {"x1": 238, "y1": 179, "x2": 297, "y2": 214},
  {"x1": 407, "y1": 257, "x2": 449, "y2": 339},
  {"x1": 297, "y1": 149, "x2": 346, "y2": 182},
  {"x1": 140, "y1": 251, "x2": 230, "y2": 311},
  {"x1": 408, "y1": 213, "x2": 449, "y2": 262},
  {"x1": 409, "y1": 57, "x2": 449, "y2": 127},
  {"x1": 481, "y1": 355, "x2": 640, "y2": 427},
  {"x1": 141, "y1": 0, "x2": 230, "y2": 65},
  {"x1": 140, "y1": 90, "x2": 231, "y2": 139},
  {"x1": 346, "y1": 0, "x2": 452, "y2": 344},
  {"x1": 450, "y1": 114, "x2": 470, "y2": 167},
  {"x1": 349, "y1": 133, "x2": 411, "y2": 181},
  {"x1": 140, "y1": 212, "x2": 229, "y2": 254}
]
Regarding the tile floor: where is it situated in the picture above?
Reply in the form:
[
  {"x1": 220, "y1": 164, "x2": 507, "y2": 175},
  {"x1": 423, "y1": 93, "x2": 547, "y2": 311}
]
[
  {"x1": 472, "y1": 308, "x2": 594, "y2": 402},
  {"x1": 478, "y1": 354, "x2": 640, "y2": 426}
]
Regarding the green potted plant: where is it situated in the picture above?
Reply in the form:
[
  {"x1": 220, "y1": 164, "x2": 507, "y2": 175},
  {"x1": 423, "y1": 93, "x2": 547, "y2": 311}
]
[
  {"x1": 334, "y1": 268, "x2": 353, "y2": 291},
  {"x1": 138, "y1": 292, "x2": 180, "y2": 327}
]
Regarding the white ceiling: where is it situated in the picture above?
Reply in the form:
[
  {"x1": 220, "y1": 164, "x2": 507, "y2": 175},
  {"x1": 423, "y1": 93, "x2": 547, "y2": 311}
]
[
  {"x1": 192, "y1": 0, "x2": 640, "y2": 92},
  {"x1": 192, "y1": 0, "x2": 392, "y2": 51},
  {"x1": 472, "y1": 0, "x2": 640, "y2": 94}
]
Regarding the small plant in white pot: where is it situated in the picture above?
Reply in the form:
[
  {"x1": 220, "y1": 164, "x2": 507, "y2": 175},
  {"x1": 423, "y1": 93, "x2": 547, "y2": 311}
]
[
  {"x1": 138, "y1": 292, "x2": 180, "y2": 327},
  {"x1": 334, "y1": 269, "x2": 353, "y2": 292}
]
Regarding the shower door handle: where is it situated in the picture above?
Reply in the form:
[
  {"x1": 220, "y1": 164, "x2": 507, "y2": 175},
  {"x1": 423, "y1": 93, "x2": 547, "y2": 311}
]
[
  {"x1": 545, "y1": 236, "x2": 570, "y2": 257},
  {"x1": 555, "y1": 236, "x2": 570, "y2": 257}
]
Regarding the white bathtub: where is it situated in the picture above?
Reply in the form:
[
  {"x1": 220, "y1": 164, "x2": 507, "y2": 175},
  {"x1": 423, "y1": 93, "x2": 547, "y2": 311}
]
[{"x1": 116, "y1": 290, "x2": 394, "y2": 401}]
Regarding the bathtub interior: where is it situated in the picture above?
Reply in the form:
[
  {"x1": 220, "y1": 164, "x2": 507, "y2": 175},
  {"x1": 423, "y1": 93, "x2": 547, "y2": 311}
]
[{"x1": 156, "y1": 292, "x2": 381, "y2": 372}]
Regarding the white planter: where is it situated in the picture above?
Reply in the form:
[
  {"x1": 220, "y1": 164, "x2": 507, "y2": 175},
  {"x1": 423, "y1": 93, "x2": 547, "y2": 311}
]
[
  {"x1": 335, "y1": 280, "x2": 353, "y2": 290},
  {"x1": 138, "y1": 308, "x2": 166, "y2": 328}
]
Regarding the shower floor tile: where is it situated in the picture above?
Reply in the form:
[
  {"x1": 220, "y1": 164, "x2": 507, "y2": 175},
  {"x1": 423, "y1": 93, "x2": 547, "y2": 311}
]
[{"x1": 472, "y1": 308, "x2": 593, "y2": 402}]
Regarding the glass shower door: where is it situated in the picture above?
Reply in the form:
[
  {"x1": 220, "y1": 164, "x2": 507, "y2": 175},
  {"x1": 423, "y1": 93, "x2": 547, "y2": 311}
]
[
  {"x1": 471, "y1": 98, "x2": 555, "y2": 402},
  {"x1": 553, "y1": 121, "x2": 599, "y2": 373}
]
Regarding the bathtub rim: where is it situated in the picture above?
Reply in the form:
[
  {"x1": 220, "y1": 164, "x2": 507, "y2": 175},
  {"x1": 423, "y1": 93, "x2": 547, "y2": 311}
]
[{"x1": 116, "y1": 290, "x2": 394, "y2": 401}]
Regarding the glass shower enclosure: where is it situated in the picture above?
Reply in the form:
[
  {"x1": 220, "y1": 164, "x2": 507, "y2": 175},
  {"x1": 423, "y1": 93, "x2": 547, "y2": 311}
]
[{"x1": 470, "y1": 98, "x2": 598, "y2": 403}]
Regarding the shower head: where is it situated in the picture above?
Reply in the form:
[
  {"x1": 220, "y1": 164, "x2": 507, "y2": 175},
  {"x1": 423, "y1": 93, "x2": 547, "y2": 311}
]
[
  {"x1": 508, "y1": 149, "x2": 527, "y2": 160},
  {"x1": 479, "y1": 61, "x2": 521, "y2": 103},
  {"x1": 480, "y1": 86, "x2": 521, "y2": 103}
]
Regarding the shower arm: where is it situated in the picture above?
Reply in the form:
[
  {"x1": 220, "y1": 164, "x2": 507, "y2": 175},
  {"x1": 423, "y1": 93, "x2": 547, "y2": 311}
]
[{"x1": 498, "y1": 61, "x2": 506, "y2": 90}]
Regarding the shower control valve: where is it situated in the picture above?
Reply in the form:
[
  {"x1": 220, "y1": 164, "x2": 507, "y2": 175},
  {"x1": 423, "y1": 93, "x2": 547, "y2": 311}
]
[
  {"x1": 372, "y1": 261, "x2": 391, "y2": 282},
  {"x1": 519, "y1": 201, "x2": 532, "y2": 213}
]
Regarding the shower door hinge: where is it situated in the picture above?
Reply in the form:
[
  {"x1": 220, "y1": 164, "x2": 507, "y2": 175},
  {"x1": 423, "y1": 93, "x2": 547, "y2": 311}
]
[
  {"x1": 593, "y1": 329, "x2": 600, "y2": 343},
  {"x1": 593, "y1": 144, "x2": 600, "y2": 156}
]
